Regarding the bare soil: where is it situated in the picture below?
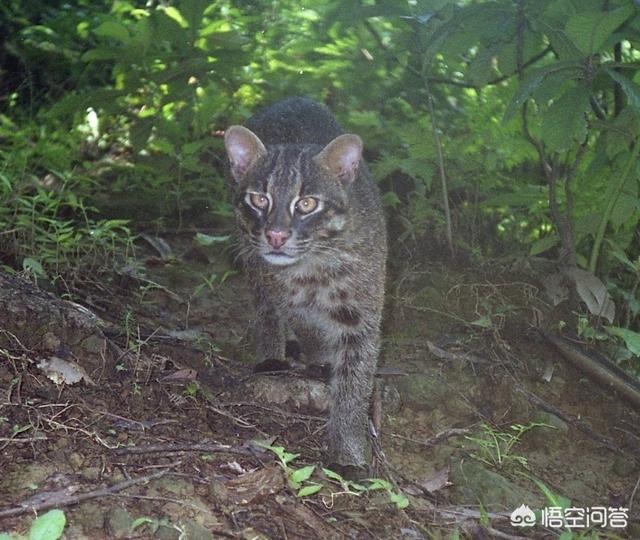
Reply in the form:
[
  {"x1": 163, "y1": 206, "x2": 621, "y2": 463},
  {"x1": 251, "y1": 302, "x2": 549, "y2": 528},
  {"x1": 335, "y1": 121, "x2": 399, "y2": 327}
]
[{"x1": 1, "y1": 232, "x2": 638, "y2": 539}]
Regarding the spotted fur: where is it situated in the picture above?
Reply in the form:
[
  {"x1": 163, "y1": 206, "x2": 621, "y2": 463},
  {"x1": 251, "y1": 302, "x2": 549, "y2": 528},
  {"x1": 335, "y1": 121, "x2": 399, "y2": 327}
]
[{"x1": 225, "y1": 98, "x2": 387, "y2": 472}]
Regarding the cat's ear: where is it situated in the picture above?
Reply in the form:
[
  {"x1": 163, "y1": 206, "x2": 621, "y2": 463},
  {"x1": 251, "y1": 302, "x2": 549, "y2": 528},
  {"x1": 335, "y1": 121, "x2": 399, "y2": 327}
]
[
  {"x1": 313, "y1": 134, "x2": 362, "y2": 186},
  {"x1": 224, "y1": 126, "x2": 267, "y2": 183}
]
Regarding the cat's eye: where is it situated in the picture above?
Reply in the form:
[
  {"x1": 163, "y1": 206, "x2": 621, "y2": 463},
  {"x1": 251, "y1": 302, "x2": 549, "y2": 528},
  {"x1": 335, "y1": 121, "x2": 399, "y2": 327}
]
[
  {"x1": 247, "y1": 193, "x2": 269, "y2": 210},
  {"x1": 295, "y1": 197, "x2": 319, "y2": 215}
]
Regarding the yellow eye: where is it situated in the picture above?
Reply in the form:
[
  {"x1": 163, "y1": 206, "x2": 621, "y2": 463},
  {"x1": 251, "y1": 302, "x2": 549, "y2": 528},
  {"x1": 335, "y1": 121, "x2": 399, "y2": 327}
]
[
  {"x1": 295, "y1": 197, "x2": 319, "y2": 215},
  {"x1": 248, "y1": 193, "x2": 269, "y2": 210}
]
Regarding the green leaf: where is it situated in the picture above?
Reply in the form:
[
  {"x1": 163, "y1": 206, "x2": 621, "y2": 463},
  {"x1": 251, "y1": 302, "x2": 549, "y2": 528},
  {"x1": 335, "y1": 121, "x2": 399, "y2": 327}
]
[
  {"x1": 181, "y1": 0, "x2": 208, "y2": 32},
  {"x1": 297, "y1": 484, "x2": 322, "y2": 497},
  {"x1": 388, "y1": 491, "x2": 410, "y2": 509},
  {"x1": 131, "y1": 517, "x2": 155, "y2": 531},
  {"x1": 367, "y1": 478, "x2": 392, "y2": 491},
  {"x1": 529, "y1": 235, "x2": 559, "y2": 256},
  {"x1": 161, "y1": 6, "x2": 188, "y2": 28},
  {"x1": 23, "y1": 258, "x2": 47, "y2": 279},
  {"x1": 94, "y1": 20, "x2": 130, "y2": 43},
  {"x1": 194, "y1": 233, "x2": 230, "y2": 246},
  {"x1": 565, "y1": 5, "x2": 633, "y2": 54},
  {"x1": 29, "y1": 509, "x2": 66, "y2": 540},
  {"x1": 605, "y1": 68, "x2": 640, "y2": 113},
  {"x1": 503, "y1": 61, "x2": 581, "y2": 122},
  {"x1": 530, "y1": 477, "x2": 571, "y2": 509},
  {"x1": 471, "y1": 315, "x2": 493, "y2": 328},
  {"x1": 81, "y1": 47, "x2": 123, "y2": 62},
  {"x1": 605, "y1": 327, "x2": 640, "y2": 356},
  {"x1": 540, "y1": 84, "x2": 590, "y2": 152},
  {"x1": 129, "y1": 119, "x2": 154, "y2": 151},
  {"x1": 290, "y1": 465, "x2": 315, "y2": 484},
  {"x1": 321, "y1": 468, "x2": 344, "y2": 482}
]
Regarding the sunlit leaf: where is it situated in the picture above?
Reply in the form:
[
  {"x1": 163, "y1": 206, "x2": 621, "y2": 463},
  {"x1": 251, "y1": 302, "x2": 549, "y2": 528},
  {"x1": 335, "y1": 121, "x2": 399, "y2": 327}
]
[
  {"x1": 29, "y1": 509, "x2": 66, "y2": 540},
  {"x1": 540, "y1": 85, "x2": 590, "y2": 152},
  {"x1": 290, "y1": 465, "x2": 315, "y2": 484},
  {"x1": 565, "y1": 5, "x2": 633, "y2": 54},
  {"x1": 94, "y1": 20, "x2": 129, "y2": 43},
  {"x1": 605, "y1": 327, "x2": 640, "y2": 356},
  {"x1": 297, "y1": 484, "x2": 322, "y2": 497}
]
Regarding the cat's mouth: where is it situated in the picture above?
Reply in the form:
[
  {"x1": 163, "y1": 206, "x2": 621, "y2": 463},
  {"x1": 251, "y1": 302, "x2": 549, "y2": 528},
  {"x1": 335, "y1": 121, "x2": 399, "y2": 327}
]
[{"x1": 261, "y1": 251, "x2": 299, "y2": 266}]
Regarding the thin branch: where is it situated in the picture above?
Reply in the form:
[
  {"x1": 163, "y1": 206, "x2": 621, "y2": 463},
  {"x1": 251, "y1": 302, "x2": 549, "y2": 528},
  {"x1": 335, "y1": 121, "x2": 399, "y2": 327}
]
[{"x1": 0, "y1": 469, "x2": 170, "y2": 519}]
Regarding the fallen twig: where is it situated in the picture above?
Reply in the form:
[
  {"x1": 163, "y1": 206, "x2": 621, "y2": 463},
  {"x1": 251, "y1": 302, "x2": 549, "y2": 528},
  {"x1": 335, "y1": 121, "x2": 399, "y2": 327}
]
[
  {"x1": 113, "y1": 442, "x2": 271, "y2": 459},
  {"x1": 0, "y1": 469, "x2": 170, "y2": 520}
]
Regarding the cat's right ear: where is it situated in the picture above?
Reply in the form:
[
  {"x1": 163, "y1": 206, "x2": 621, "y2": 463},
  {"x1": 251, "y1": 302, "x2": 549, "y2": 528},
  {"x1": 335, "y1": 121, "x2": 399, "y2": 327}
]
[{"x1": 224, "y1": 126, "x2": 267, "y2": 183}]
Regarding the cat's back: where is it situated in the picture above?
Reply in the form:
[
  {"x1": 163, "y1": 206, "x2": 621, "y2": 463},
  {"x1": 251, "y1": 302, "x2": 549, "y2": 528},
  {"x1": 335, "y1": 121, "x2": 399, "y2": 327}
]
[{"x1": 245, "y1": 97, "x2": 343, "y2": 146}]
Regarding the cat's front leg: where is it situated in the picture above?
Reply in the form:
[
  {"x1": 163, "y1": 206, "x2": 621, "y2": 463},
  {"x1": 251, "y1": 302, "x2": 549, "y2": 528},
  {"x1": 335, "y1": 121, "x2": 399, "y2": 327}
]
[{"x1": 327, "y1": 331, "x2": 378, "y2": 475}]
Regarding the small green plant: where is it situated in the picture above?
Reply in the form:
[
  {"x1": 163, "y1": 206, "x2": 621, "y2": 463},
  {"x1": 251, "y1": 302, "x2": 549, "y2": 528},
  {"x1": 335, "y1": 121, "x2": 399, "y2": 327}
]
[
  {"x1": 259, "y1": 444, "x2": 321, "y2": 497},
  {"x1": 466, "y1": 422, "x2": 548, "y2": 470},
  {"x1": 0, "y1": 509, "x2": 66, "y2": 540},
  {"x1": 259, "y1": 444, "x2": 409, "y2": 506}
]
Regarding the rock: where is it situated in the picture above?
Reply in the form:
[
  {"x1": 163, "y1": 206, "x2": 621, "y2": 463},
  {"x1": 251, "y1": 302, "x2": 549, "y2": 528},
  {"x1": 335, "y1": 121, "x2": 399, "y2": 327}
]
[
  {"x1": 245, "y1": 374, "x2": 329, "y2": 412},
  {"x1": 450, "y1": 459, "x2": 540, "y2": 510},
  {"x1": 611, "y1": 456, "x2": 637, "y2": 477},
  {"x1": 181, "y1": 519, "x2": 214, "y2": 540},
  {"x1": 104, "y1": 506, "x2": 134, "y2": 539}
]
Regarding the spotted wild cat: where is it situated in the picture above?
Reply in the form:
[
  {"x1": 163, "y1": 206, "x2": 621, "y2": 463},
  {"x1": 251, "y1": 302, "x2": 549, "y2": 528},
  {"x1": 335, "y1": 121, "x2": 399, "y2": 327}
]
[{"x1": 224, "y1": 98, "x2": 387, "y2": 473}]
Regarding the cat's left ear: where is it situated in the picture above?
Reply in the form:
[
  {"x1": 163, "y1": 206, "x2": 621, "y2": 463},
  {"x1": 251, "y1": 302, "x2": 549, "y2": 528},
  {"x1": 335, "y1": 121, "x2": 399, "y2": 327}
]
[{"x1": 313, "y1": 134, "x2": 362, "y2": 186}]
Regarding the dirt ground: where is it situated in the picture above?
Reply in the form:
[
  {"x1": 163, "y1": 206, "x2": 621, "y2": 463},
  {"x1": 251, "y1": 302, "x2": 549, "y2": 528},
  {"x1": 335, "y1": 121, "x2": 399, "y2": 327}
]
[{"x1": 0, "y1": 231, "x2": 639, "y2": 539}]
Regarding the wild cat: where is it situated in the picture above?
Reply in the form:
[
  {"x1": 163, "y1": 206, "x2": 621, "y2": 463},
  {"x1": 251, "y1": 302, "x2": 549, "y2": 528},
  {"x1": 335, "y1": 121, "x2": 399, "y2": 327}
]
[{"x1": 224, "y1": 98, "x2": 386, "y2": 473}]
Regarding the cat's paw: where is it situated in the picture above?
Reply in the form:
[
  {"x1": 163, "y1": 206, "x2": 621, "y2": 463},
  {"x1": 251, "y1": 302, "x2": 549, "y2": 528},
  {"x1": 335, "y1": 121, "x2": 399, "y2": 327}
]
[
  {"x1": 253, "y1": 358, "x2": 291, "y2": 373},
  {"x1": 303, "y1": 363, "x2": 332, "y2": 382},
  {"x1": 285, "y1": 339, "x2": 302, "y2": 361},
  {"x1": 326, "y1": 462, "x2": 370, "y2": 480}
]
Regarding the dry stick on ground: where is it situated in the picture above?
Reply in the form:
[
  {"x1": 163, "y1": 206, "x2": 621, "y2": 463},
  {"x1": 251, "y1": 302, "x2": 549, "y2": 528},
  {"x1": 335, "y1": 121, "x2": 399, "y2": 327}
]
[
  {"x1": 113, "y1": 442, "x2": 272, "y2": 460},
  {"x1": 0, "y1": 469, "x2": 170, "y2": 519}
]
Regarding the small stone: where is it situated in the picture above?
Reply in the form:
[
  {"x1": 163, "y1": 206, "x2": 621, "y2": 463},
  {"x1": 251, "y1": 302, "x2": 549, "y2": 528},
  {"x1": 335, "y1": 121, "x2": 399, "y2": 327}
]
[
  {"x1": 104, "y1": 506, "x2": 133, "y2": 539},
  {"x1": 611, "y1": 456, "x2": 637, "y2": 477},
  {"x1": 181, "y1": 518, "x2": 214, "y2": 540}
]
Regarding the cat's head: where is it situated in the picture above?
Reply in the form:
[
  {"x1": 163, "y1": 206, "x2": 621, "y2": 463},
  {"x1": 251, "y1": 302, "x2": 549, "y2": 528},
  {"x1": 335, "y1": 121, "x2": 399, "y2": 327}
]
[{"x1": 224, "y1": 125, "x2": 362, "y2": 266}]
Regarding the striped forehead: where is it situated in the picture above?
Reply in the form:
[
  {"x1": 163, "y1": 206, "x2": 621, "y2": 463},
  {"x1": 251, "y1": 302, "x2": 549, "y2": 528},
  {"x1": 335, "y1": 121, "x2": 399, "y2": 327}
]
[{"x1": 260, "y1": 146, "x2": 312, "y2": 196}]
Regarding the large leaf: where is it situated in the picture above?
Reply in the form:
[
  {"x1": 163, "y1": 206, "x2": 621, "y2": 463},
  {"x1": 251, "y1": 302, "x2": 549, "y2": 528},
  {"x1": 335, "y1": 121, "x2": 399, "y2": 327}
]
[
  {"x1": 565, "y1": 5, "x2": 633, "y2": 54},
  {"x1": 94, "y1": 20, "x2": 130, "y2": 43},
  {"x1": 29, "y1": 509, "x2": 66, "y2": 540},
  {"x1": 540, "y1": 84, "x2": 590, "y2": 152},
  {"x1": 503, "y1": 60, "x2": 582, "y2": 122},
  {"x1": 605, "y1": 68, "x2": 640, "y2": 114},
  {"x1": 605, "y1": 327, "x2": 640, "y2": 356}
]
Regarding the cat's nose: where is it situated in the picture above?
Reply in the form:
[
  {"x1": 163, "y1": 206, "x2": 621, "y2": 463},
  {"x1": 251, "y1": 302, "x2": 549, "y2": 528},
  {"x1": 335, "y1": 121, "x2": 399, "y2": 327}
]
[{"x1": 265, "y1": 229, "x2": 290, "y2": 249}]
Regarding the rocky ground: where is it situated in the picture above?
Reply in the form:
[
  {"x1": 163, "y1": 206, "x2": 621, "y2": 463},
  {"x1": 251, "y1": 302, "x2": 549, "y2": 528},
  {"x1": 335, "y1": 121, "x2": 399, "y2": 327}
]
[{"x1": 1, "y1": 232, "x2": 639, "y2": 539}]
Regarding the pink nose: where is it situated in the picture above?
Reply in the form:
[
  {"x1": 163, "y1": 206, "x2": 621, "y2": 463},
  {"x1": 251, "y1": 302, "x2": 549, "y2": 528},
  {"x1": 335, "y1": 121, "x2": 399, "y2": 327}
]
[{"x1": 265, "y1": 229, "x2": 290, "y2": 249}]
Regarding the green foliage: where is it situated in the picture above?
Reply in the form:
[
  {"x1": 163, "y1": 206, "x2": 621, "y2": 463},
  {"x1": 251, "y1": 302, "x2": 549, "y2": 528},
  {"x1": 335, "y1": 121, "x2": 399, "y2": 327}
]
[
  {"x1": 0, "y1": 117, "x2": 133, "y2": 278},
  {"x1": 0, "y1": 509, "x2": 66, "y2": 540},
  {"x1": 465, "y1": 422, "x2": 548, "y2": 470},
  {"x1": 1, "y1": 0, "x2": 640, "y2": 370}
]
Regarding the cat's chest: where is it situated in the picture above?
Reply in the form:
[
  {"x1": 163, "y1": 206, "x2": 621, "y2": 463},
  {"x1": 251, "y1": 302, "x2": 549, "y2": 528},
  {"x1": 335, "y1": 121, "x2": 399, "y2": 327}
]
[{"x1": 274, "y1": 264, "x2": 359, "y2": 330}]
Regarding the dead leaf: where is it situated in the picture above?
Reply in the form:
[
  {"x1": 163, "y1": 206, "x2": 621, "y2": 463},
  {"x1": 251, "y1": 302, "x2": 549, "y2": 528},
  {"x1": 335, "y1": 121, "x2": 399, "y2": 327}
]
[
  {"x1": 37, "y1": 357, "x2": 95, "y2": 385},
  {"x1": 224, "y1": 465, "x2": 285, "y2": 504},
  {"x1": 420, "y1": 466, "x2": 450, "y2": 493},
  {"x1": 162, "y1": 368, "x2": 198, "y2": 382},
  {"x1": 139, "y1": 233, "x2": 173, "y2": 260},
  {"x1": 564, "y1": 268, "x2": 615, "y2": 323}
]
